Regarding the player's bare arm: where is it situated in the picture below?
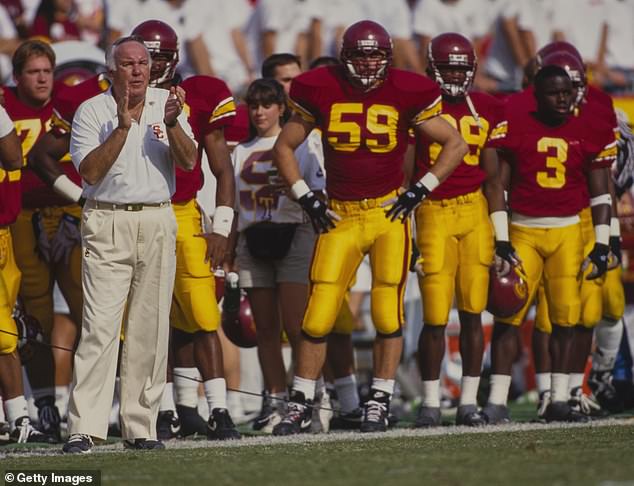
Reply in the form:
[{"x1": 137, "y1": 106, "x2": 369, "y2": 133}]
[
  {"x1": 196, "y1": 127, "x2": 236, "y2": 267},
  {"x1": 0, "y1": 129, "x2": 22, "y2": 170},
  {"x1": 583, "y1": 166, "x2": 611, "y2": 280},
  {"x1": 164, "y1": 86, "x2": 197, "y2": 171},
  {"x1": 272, "y1": 113, "x2": 313, "y2": 186}
]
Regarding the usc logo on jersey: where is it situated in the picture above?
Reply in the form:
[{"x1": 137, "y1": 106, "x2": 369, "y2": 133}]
[{"x1": 152, "y1": 124, "x2": 165, "y2": 140}]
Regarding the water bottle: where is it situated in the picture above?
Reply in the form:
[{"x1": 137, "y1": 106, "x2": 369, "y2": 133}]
[{"x1": 223, "y1": 271, "x2": 240, "y2": 315}]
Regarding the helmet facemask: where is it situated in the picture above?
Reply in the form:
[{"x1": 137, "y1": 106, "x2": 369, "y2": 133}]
[
  {"x1": 429, "y1": 47, "x2": 476, "y2": 97},
  {"x1": 144, "y1": 43, "x2": 178, "y2": 87},
  {"x1": 341, "y1": 46, "x2": 391, "y2": 91}
]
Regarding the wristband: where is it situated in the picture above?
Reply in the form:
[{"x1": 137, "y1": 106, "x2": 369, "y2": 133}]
[
  {"x1": 52, "y1": 174, "x2": 83, "y2": 203},
  {"x1": 290, "y1": 179, "x2": 311, "y2": 200},
  {"x1": 212, "y1": 205, "x2": 234, "y2": 238},
  {"x1": 418, "y1": 172, "x2": 440, "y2": 193},
  {"x1": 590, "y1": 194, "x2": 612, "y2": 207},
  {"x1": 164, "y1": 118, "x2": 177, "y2": 128},
  {"x1": 490, "y1": 210, "x2": 509, "y2": 241},
  {"x1": 610, "y1": 217, "x2": 621, "y2": 237},
  {"x1": 594, "y1": 224, "x2": 610, "y2": 246}
]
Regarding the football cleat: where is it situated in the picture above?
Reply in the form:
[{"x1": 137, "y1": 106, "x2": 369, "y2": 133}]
[
  {"x1": 544, "y1": 401, "x2": 590, "y2": 423},
  {"x1": 414, "y1": 406, "x2": 441, "y2": 428},
  {"x1": 330, "y1": 408, "x2": 363, "y2": 430},
  {"x1": 455, "y1": 405, "x2": 486, "y2": 426},
  {"x1": 588, "y1": 370, "x2": 624, "y2": 413},
  {"x1": 62, "y1": 433, "x2": 93, "y2": 453},
  {"x1": 123, "y1": 438, "x2": 165, "y2": 450},
  {"x1": 360, "y1": 389, "x2": 390, "y2": 433},
  {"x1": 311, "y1": 391, "x2": 334, "y2": 433},
  {"x1": 207, "y1": 408, "x2": 241, "y2": 440},
  {"x1": 481, "y1": 404, "x2": 511, "y2": 425},
  {"x1": 156, "y1": 410, "x2": 181, "y2": 440},
  {"x1": 568, "y1": 387, "x2": 608, "y2": 418},
  {"x1": 537, "y1": 390, "x2": 551, "y2": 421},
  {"x1": 252, "y1": 391, "x2": 284, "y2": 433},
  {"x1": 35, "y1": 396, "x2": 62, "y2": 443},
  {"x1": 176, "y1": 405, "x2": 208, "y2": 437},
  {"x1": 10, "y1": 416, "x2": 56, "y2": 444},
  {"x1": 272, "y1": 391, "x2": 312, "y2": 436}
]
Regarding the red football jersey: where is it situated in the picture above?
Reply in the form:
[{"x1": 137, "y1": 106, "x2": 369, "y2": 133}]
[
  {"x1": 172, "y1": 75, "x2": 236, "y2": 203},
  {"x1": 289, "y1": 65, "x2": 442, "y2": 201},
  {"x1": 489, "y1": 111, "x2": 617, "y2": 217},
  {"x1": 415, "y1": 92, "x2": 504, "y2": 199},
  {"x1": 51, "y1": 74, "x2": 109, "y2": 137},
  {"x1": 225, "y1": 104, "x2": 249, "y2": 148},
  {"x1": 2, "y1": 87, "x2": 58, "y2": 209}
]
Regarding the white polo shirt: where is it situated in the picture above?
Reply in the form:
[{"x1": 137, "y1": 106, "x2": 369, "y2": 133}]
[
  {"x1": 0, "y1": 104, "x2": 14, "y2": 137},
  {"x1": 70, "y1": 86, "x2": 195, "y2": 204}
]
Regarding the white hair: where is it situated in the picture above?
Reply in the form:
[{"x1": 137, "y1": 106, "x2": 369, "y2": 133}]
[{"x1": 105, "y1": 37, "x2": 152, "y2": 72}]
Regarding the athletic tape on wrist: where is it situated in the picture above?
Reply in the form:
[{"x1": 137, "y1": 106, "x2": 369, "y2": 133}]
[
  {"x1": 595, "y1": 224, "x2": 610, "y2": 246},
  {"x1": 290, "y1": 179, "x2": 311, "y2": 200},
  {"x1": 490, "y1": 210, "x2": 509, "y2": 242},
  {"x1": 52, "y1": 175, "x2": 83, "y2": 203},
  {"x1": 212, "y1": 206, "x2": 234, "y2": 237},
  {"x1": 418, "y1": 172, "x2": 440, "y2": 192},
  {"x1": 610, "y1": 217, "x2": 621, "y2": 237}
]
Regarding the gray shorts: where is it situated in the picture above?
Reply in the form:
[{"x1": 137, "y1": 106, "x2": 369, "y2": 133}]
[{"x1": 237, "y1": 222, "x2": 316, "y2": 288}]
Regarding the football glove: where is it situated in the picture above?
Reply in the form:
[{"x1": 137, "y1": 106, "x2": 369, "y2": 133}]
[
  {"x1": 298, "y1": 191, "x2": 340, "y2": 234},
  {"x1": 31, "y1": 211, "x2": 51, "y2": 263},
  {"x1": 608, "y1": 235, "x2": 622, "y2": 270},
  {"x1": 581, "y1": 242, "x2": 609, "y2": 280},
  {"x1": 51, "y1": 213, "x2": 81, "y2": 265},
  {"x1": 494, "y1": 240, "x2": 521, "y2": 277},
  {"x1": 384, "y1": 181, "x2": 430, "y2": 222}
]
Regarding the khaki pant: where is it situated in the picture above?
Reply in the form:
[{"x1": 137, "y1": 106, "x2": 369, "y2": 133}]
[{"x1": 68, "y1": 204, "x2": 177, "y2": 440}]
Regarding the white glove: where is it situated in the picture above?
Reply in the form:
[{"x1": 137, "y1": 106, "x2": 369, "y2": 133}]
[{"x1": 50, "y1": 213, "x2": 81, "y2": 265}]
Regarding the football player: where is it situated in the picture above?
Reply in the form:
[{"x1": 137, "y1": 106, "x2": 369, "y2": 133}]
[
  {"x1": 271, "y1": 20, "x2": 467, "y2": 435},
  {"x1": 3, "y1": 40, "x2": 76, "y2": 442},
  {"x1": 131, "y1": 20, "x2": 241, "y2": 440},
  {"x1": 482, "y1": 64, "x2": 615, "y2": 423},
  {"x1": 0, "y1": 103, "x2": 54, "y2": 444},
  {"x1": 412, "y1": 33, "x2": 505, "y2": 427}
]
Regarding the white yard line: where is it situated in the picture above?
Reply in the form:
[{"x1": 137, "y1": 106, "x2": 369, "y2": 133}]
[{"x1": 2, "y1": 417, "x2": 633, "y2": 459}]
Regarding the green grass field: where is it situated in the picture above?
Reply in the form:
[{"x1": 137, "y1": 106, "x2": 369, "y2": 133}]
[{"x1": 2, "y1": 421, "x2": 633, "y2": 486}]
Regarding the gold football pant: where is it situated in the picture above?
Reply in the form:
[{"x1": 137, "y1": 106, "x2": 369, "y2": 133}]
[
  {"x1": 10, "y1": 206, "x2": 82, "y2": 336},
  {"x1": 302, "y1": 192, "x2": 410, "y2": 338},
  {"x1": 498, "y1": 222, "x2": 583, "y2": 327},
  {"x1": 170, "y1": 199, "x2": 220, "y2": 333},
  {"x1": 414, "y1": 189, "x2": 493, "y2": 325},
  {"x1": 0, "y1": 227, "x2": 20, "y2": 354}
]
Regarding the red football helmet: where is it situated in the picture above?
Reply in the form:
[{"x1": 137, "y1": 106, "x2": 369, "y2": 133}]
[
  {"x1": 222, "y1": 292, "x2": 257, "y2": 348},
  {"x1": 540, "y1": 51, "x2": 587, "y2": 107},
  {"x1": 486, "y1": 265, "x2": 528, "y2": 319},
  {"x1": 340, "y1": 20, "x2": 392, "y2": 91},
  {"x1": 428, "y1": 32, "x2": 477, "y2": 97},
  {"x1": 131, "y1": 20, "x2": 179, "y2": 87},
  {"x1": 537, "y1": 41, "x2": 583, "y2": 65},
  {"x1": 13, "y1": 298, "x2": 44, "y2": 364}
]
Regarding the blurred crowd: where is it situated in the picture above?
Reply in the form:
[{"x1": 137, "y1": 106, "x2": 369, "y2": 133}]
[{"x1": 0, "y1": 0, "x2": 632, "y2": 97}]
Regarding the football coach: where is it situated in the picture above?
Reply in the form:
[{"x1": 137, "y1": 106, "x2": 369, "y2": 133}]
[{"x1": 63, "y1": 35, "x2": 197, "y2": 453}]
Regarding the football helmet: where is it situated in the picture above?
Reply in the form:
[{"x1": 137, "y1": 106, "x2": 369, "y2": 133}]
[
  {"x1": 486, "y1": 265, "x2": 528, "y2": 319},
  {"x1": 222, "y1": 291, "x2": 257, "y2": 348},
  {"x1": 540, "y1": 51, "x2": 586, "y2": 107},
  {"x1": 13, "y1": 298, "x2": 44, "y2": 364},
  {"x1": 340, "y1": 20, "x2": 392, "y2": 90},
  {"x1": 131, "y1": 19, "x2": 179, "y2": 87},
  {"x1": 427, "y1": 32, "x2": 477, "y2": 97},
  {"x1": 537, "y1": 41, "x2": 583, "y2": 65}
]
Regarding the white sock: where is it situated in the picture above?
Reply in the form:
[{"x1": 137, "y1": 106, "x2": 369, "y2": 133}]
[
  {"x1": 173, "y1": 367, "x2": 201, "y2": 408},
  {"x1": 160, "y1": 382, "x2": 176, "y2": 412},
  {"x1": 226, "y1": 390, "x2": 244, "y2": 417},
  {"x1": 593, "y1": 318, "x2": 624, "y2": 371},
  {"x1": 421, "y1": 380, "x2": 440, "y2": 407},
  {"x1": 315, "y1": 376, "x2": 326, "y2": 396},
  {"x1": 0, "y1": 397, "x2": 5, "y2": 423},
  {"x1": 204, "y1": 378, "x2": 227, "y2": 412},
  {"x1": 551, "y1": 373, "x2": 569, "y2": 402},
  {"x1": 488, "y1": 374, "x2": 511, "y2": 406},
  {"x1": 568, "y1": 373, "x2": 585, "y2": 393},
  {"x1": 334, "y1": 375, "x2": 359, "y2": 413},
  {"x1": 459, "y1": 376, "x2": 480, "y2": 406},
  {"x1": 371, "y1": 378, "x2": 395, "y2": 396},
  {"x1": 5, "y1": 396, "x2": 29, "y2": 430},
  {"x1": 292, "y1": 376, "x2": 316, "y2": 401},
  {"x1": 55, "y1": 385, "x2": 69, "y2": 419},
  {"x1": 535, "y1": 373, "x2": 552, "y2": 394},
  {"x1": 31, "y1": 386, "x2": 55, "y2": 402}
]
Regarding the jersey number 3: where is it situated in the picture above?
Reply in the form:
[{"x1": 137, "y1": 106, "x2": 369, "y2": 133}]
[
  {"x1": 327, "y1": 103, "x2": 398, "y2": 154},
  {"x1": 537, "y1": 137, "x2": 568, "y2": 189}
]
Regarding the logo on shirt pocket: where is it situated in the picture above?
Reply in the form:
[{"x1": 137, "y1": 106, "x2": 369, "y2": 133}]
[{"x1": 151, "y1": 124, "x2": 165, "y2": 140}]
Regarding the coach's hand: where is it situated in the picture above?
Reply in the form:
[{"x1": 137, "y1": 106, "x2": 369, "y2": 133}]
[
  {"x1": 117, "y1": 83, "x2": 132, "y2": 129},
  {"x1": 298, "y1": 191, "x2": 340, "y2": 234},
  {"x1": 384, "y1": 182, "x2": 430, "y2": 222},
  {"x1": 51, "y1": 213, "x2": 81, "y2": 265},
  {"x1": 164, "y1": 86, "x2": 185, "y2": 127},
  {"x1": 581, "y1": 242, "x2": 609, "y2": 280}
]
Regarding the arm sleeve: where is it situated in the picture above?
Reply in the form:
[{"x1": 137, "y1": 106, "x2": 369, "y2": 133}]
[{"x1": 70, "y1": 102, "x2": 103, "y2": 171}]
